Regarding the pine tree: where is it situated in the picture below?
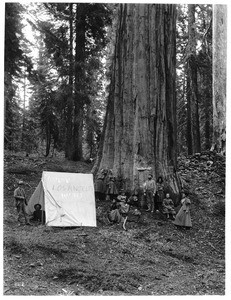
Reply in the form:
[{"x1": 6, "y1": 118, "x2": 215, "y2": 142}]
[{"x1": 4, "y1": 3, "x2": 24, "y2": 150}]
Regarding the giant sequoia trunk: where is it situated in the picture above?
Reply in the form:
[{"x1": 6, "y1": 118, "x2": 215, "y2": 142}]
[
  {"x1": 95, "y1": 4, "x2": 181, "y2": 200},
  {"x1": 212, "y1": 5, "x2": 226, "y2": 154}
]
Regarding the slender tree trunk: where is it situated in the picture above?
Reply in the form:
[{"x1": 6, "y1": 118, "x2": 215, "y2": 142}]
[
  {"x1": 186, "y1": 76, "x2": 193, "y2": 155},
  {"x1": 45, "y1": 123, "x2": 51, "y2": 157},
  {"x1": 21, "y1": 73, "x2": 26, "y2": 151},
  {"x1": 72, "y1": 3, "x2": 85, "y2": 161},
  {"x1": 204, "y1": 85, "x2": 212, "y2": 150},
  {"x1": 95, "y1": 4, "x2": 181, "y2": 201},
  {"x1": 186, "y1": 4, "x2": 201, "y2": 154},
  {"x1": 65, "y1": 3, "x2": 74, "y2": 159},
  {"x1": 212, "y1": 5, "x2": 226, "y2": 154},
  {"x1": 204, "y1": 99, "x2": 211, "y2": 150}
]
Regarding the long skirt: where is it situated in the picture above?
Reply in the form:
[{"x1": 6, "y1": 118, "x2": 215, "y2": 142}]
[
  {"x1": 173, "y1": 207, "x2": 192, "y2": 227},
  {"x1": 108, "y1": 209, "x2": 123, "y2": 223},
  {"x1": 95, "y1": 179, "x2": 105, "y2": 193},
  {"x1": 155, "y1": 190, "x2": 165, "y2": 210}
]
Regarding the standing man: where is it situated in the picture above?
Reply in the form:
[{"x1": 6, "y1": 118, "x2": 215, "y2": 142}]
[
  {"x1": 143, "y1": 174, "x2": 156, "y2": 213},
  {"x1": 14, "y1": 180, "x2": 31, "y2": 225}
]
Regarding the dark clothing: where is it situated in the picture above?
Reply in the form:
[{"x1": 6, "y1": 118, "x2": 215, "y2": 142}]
[
  {"x1": 110, "y1": 201, "x2": 118, "y2": 211},
  {"x1": 127, "y1": 196, "x2": 140, "y2": 208},
  {"x1": 155, "y1": 182, "x2": 165, "y2": 211},
  {"x1": 108, "y1": 201, "x2": 129, "y2": 223},
  {"x1": 95, "y1": 178, "x2": 105, "y2": 193},
  {"x1": 95, "y1": 173, "x2": 107, "y2": 201},
  {"x1": 162, "y1": 198, "x2": 176, "y2": 215},
  {"x1": 106, "y1": 179, "x2": 118, "y2": 200},
  {"x1": 127, "y1": 196, "x2": 141, "y2": 222},
  {"x1": 31, "y1": 210, "x2": 46, "y2": 224}
]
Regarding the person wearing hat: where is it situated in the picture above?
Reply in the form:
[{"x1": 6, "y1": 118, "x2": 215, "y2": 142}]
[
  {"x1": 13, "y1": 180, "x2": 31, "y2": 225},
  {"x1": 155, "y1": 176, "x2": 165, "y2": 212},
  {"x1": 30, "y1": 204, "x2": 46, "y2": 224},
  {"x1": 143, "y1": 174, "x2": 157, "y2": 213},
  {"x1": 117, "y1": 189, "x2": 127, "y2": 203}
]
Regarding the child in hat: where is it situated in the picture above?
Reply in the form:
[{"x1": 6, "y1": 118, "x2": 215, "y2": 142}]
[
  {"x1": 162, "y1": 193, "x2": 176, "y2": 219},
  {"x1": 30, "y1": 203, "x2": 46, "y2": 224}
]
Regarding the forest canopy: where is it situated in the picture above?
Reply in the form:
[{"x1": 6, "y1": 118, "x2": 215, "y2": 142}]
[{"x1": 4, "y1": 3, "x2": 226, "y2": 192}]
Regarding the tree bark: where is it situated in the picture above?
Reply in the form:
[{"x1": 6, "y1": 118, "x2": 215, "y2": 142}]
[
  {"x1": 94, "y1": 4, "x2": 181, "y2": 200},
  {"x1": 45, "y1": 123, "x2": 51, "y2": 157},
  {"x1": 212, "y1": 5, "x2": 226, "y2": 154},
  {"x1": 186, "y1": 4, "x2": 201, "y2": 155},
  {"x1": 65, "y1": 3, "x2": 74, "y2": 159},
  {"x1": 72, "y1": 3, "x2": 85, "y2": 161}
]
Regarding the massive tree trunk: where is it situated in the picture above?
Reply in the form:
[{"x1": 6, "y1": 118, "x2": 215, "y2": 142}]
[
  {"x1": 95, "y1": 4, "x2": 181, "y2": 200},
  {"x1": 212, "y1": 5, "x2": 226, "y2": 154}
]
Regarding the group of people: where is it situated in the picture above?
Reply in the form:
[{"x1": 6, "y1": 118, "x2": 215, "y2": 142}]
[
  {"x1": 94, "y1": 169, "x2": 119, "y2": 201},
  {"x1": 95, "y1": 170, "x2": 192, "y2": 230},
  {"x1": 13, "y1": 171, "x2": 192, "y2": 230},
  {"x1": 107, "y1": 190, "x2": 142, "y2": 230},
  {"x1": 143, "y1": 173, "x2": 192, "y2": 228}
]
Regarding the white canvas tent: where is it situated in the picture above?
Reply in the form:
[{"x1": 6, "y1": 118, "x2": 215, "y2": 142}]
[{"x1": 27, "y1": 171, "x2": 96, "y2": 227}]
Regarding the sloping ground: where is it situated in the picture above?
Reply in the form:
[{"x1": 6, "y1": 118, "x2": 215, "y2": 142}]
[{"x1": 3, "y1": 152, "x2": 225, "y2": 295}]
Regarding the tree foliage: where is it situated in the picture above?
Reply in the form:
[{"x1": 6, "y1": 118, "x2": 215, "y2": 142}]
[{"x1": 4, "y1": 4, "x2": 219, "y2": 162}]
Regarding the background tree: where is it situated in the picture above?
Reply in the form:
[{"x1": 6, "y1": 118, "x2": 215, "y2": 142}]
[
  {"x1": 30, "y1": 39, "x2": 60, "y2": 157},
  {"x1": 176, "y1": 4, "x2": 212, "y2": 156},
  {"x1": 4, "y1": 3, "x2": 26, "y2": 150},
  {"x1": 40, "y1": 3, "x2": 113, "y2": 160},
  {"x1": 95, "y1": 4, "x2": 181, "y2": 199},
  {"x1": 7, "y1": 3, "x2": 113, "y2": 158},
  {"x1": 196, "y1": 5, "x2": 212, "y2": 151},
  {"x1": 186, "y1": 4, "x2": 201, "y2": 155},
  {"x1": 212, "y1": 4, "x2": 226, "y2": 155}
]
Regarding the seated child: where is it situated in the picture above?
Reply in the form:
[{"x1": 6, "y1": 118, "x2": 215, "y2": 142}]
[
  {"x1": 108, "y1": 194, "x2": 130, "y2": 230},
  {"x1": 127, "y1": 194, "x2": 140, "y2": 208},
  {"x1": 127, "y1": 194, "x2": 141, "y2": 220},
  {"x1": 162, "y1": 193, "x2": 176, "y2": 219},
  {"x1": 117, "y1": 189, "x2": 127, "y2": 203},
  {"x1": 108, "y1": 199, "x2": 121, "y2": 223},
  {"x1": 30, "y1": 204, "x2": 46, "y2": 224}
]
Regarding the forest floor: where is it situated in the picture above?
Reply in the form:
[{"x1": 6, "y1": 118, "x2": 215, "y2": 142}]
[{"x1": 3, "y1": 151, "x2": 226, "y2": 296}]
